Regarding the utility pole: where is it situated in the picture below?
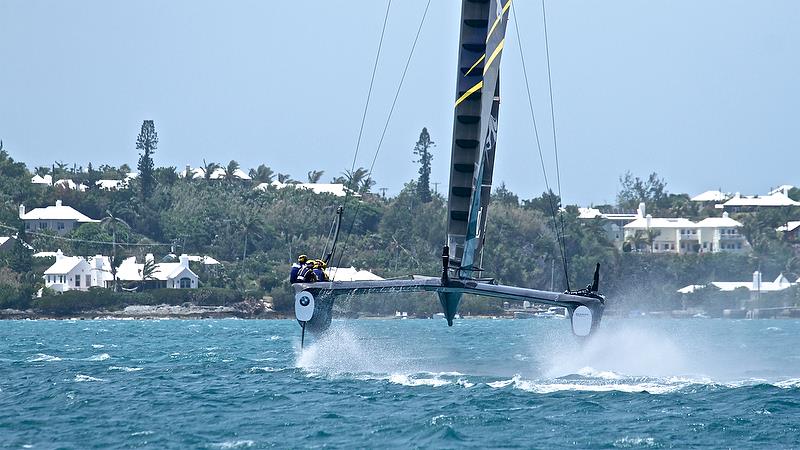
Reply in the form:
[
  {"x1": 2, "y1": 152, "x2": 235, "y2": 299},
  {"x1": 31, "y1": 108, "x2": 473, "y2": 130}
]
[
  {"x1": 379, "y1": 187, "x2": 388, "y2": 199},
  {"x1": 432, "y1": 182, "x2": 440, "y2": 194}
]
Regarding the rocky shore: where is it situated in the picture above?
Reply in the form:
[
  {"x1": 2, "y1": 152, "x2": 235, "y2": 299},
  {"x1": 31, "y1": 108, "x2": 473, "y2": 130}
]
[{"x1": 0, "y1": 299, "x2": 289, "y2": 320}]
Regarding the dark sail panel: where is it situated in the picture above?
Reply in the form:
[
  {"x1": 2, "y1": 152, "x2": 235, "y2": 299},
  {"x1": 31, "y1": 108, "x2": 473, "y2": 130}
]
[{"x1": 446, "y1": 0, "x2": 511, "y2": 274}]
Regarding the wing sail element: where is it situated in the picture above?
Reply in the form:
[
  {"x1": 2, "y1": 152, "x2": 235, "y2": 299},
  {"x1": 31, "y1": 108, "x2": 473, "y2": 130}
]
[{"x1": 446, "y1": 0, "x2": 511, "y2": 274}]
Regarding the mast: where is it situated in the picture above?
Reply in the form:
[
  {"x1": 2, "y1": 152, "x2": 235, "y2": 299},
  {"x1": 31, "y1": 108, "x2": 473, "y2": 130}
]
[{"x1": 445, "y1": 0, "x2": 511, "y2": 277}]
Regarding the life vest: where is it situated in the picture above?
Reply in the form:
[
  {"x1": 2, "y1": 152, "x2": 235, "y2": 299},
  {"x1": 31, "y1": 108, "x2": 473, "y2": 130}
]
[
  {"x1": 289, "y1": 263, "x2": 302, "y2": 283},
  {"x1": 297, "y1": 265, "x2": 317, "y2": 283},
  {"x1": 313, "y1": 268, "x2": 327, "y2": 282}
]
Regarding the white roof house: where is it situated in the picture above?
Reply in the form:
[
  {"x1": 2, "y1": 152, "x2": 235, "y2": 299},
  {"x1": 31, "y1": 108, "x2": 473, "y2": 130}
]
[
  {"x1": 53, "y1": 179, "x2": 88, "y2": 192},
  {"x1": 678, "y1": 272, "x2": 794, "y2": 294},
  {"x1": 116, "y1": 254, "x2": 199, "y2": 289},
  {"x1": 179, "y1": 166, "x2": 252, "y2": 181},
  {"x1": 256, "y1": 181, "x2": 358, "y2": 197},
  {"x1": 20, "y1": 201, "x2": 99, "y2": 235},
  {"x1": 691, "y1": 190, "x2": 729, "y2": 202},
  {"x1": 777, "y1": 221, "x2": 800, "y2": 233},
  {"x1": 96, "y1": 179, "x2": 128, "y2": 191},
  {"x1": 31, "y1": 174, "x2": 53, "y2": 186},
  {"x1": 718, "y1": 192, "x2": 800, "y2": 209},
  {"x1": 623, "y1": 212, "x2": 746, "y2": 253},
  {"x1": 43, "y1": 251, "x2": 112, "y2": 293}
]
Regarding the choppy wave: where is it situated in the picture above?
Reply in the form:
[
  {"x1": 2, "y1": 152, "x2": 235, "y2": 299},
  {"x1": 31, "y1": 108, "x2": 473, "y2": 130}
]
[
  {"x1": 210, "y1": 440, "x2": 254, "y2": 449},
  {"x1": 108, "y1": 366, "x2": 143, "y2": 372},
  {"x1": 86, "y1": 353, "x2": 111, "y2": 361},
  {"x1": 74, "y1": 374, "x2": 106, "y2": 382},
  {"x1": 27, "y1": 353, "x2": 62, "y2": 362}
]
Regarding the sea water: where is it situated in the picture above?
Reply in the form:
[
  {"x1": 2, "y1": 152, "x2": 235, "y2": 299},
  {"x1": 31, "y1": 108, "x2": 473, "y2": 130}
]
[{"x1": 1, "y1": 318, "x2": 800, "y2": 448}]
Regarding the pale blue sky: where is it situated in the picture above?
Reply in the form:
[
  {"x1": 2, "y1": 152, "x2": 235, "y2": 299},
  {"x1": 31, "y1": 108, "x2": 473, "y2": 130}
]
[{"x1": 2, "y1": 1, "x2": 798, "y2": 205}]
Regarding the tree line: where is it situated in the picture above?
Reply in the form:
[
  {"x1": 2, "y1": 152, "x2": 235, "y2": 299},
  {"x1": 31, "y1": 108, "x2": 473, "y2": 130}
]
[{"x1": 1, "y1": 124, "x2": 799, "y2": 316}]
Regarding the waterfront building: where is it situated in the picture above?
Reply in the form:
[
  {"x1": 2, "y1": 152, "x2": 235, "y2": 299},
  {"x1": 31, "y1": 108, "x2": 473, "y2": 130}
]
[
  {"x1": 114, "y1": 254, "x2": 199, "y2": 289},
  {"x1": 690, "y1": 190, "x2": 729, "y2": 203},
  {"x1": 717, "y1": 192, "x2": 800, "y2": 211},
  {"x1": 42, "y1": 251, "x2": 200, "y2": 292},
  {"x1": 678, "y1": 271, "x2": 794, "y2": 301},
  {"x1": 19, "y1": 200, "x2": 99, "y2": 235},
  {"x1": 255, "y1": 181, "x2": 358, "y2": 197},
  {"x1": 622, "y1": 211, "x2": 746, "y2": 254},
  {"x1": 30, "y1": 174, "x2": 52, "y2": 186},
  {"x1": 43, "y1": 251, "x2": 110, "y2": 293},
  {"x1": 777, "y1": 221, "x2": 800, "y2": 241}
]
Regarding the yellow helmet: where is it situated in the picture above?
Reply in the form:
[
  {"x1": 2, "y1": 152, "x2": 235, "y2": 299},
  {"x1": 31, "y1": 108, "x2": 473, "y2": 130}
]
[
  {"x1": 314, "y1": 260, "x2": 322, "y2": 268},
  {"x1": 298, "y1": 254, "x2": 308, "y2": 263}
]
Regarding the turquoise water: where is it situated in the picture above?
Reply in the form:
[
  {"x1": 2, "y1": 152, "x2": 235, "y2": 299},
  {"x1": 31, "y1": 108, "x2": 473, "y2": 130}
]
[{"x1": 2, "y1": 318, "x2": 800, "y2": 448}]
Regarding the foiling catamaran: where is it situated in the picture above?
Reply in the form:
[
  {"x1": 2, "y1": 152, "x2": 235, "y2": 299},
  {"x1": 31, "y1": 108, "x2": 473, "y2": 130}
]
[{"x1": 293, "y1": 0, "x2": 605, "y2": 344}]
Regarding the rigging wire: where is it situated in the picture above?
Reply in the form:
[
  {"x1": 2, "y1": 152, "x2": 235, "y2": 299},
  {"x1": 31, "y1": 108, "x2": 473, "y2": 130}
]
[
  {"x1": 334, "y1": 0, "x2": 432, "y2": 278},
  {"x1": 510, "y1": 2, "x2": 571, "y2": 290},
  {"x1": 348, "y1": 0, "x2": 393, "y2": 179},
  {"x1": 540, "y1": 0, "x2": 571, "y2": 290}
]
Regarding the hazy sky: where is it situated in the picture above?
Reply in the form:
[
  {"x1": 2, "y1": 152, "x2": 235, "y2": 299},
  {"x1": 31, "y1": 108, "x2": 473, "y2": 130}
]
[{"x1": 2, "y1": 1, "x2": 798, "y2": 205}]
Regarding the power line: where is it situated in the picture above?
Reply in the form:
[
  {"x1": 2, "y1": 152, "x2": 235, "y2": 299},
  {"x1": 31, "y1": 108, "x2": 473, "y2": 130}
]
[{"x1": 0, "y1": 223, "x2": 172, "y2": 247}]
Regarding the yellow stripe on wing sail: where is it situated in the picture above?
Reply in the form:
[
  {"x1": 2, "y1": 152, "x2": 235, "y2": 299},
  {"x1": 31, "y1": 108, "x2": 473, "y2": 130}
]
[{"x1": 455, "y1": 81, "x2": 483, "y2": 107}]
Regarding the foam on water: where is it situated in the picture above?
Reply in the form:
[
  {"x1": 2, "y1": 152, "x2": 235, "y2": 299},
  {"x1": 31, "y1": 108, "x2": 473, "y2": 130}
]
[
  {"x1": 296, "y1": 324, "x2": 418, "y2": 375},
  {"x1": 86, "y1": 353, "x2": 111, "y2": 361},
  {"x1": 539, "y1": 323, "x2": 689, "y2": 379},
  {"x1": 108, "y1": 366, "x2": 143, "y2": 372},
  {"x1": 74, "y1": 374, "x2": 106, "y2": 382},
  {"x1": 27, "y1": 353, "x2": 62, "y2": 362}
]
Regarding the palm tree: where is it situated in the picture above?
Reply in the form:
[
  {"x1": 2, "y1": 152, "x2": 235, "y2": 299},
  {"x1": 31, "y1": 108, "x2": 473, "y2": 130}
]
[
  {"x1": 202, "y1": 159, "x2": 219, "y2": 181},
  {"x1": 335, "y1": 167, "x2": 370, "y2": 193},
  {"x1": 644, "y1": 229, "x2": 661, "y2": 253},
  {"x1": 249, "y1": 164, "x2": 274, "y2": 184},
  {"x1": 307, "y1": 170, "x2": 325, "y2": 183},
  {"x1": 223, "y1": 160, "x2": 240, "y2": 183},
  {"x1": 277, "y1": 173, "x2": 294, "y2": 184},
  {"x1": 139, "y1": 258, "x2": 157, "y2": 291},
  {"x1": 625, "y1": 230, "x2": 648, "y2": 252},
  {"x1": 239, "y1": 208, "x2": 266, "y2": 260},
  {"x1": 101, "y1": 210, "x2": 131, "y2": 292},
  {"x1": 34, "y1": 166, "x2": 50, "y2": 177}
]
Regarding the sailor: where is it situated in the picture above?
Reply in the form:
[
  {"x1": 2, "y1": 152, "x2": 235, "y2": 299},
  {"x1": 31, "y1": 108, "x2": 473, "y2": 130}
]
[
  {"x1": 297, "y1": 260, "x2": 317, "y2": 283},
  {"x1": 290, "y1": 254, "x2": 308, "y2": 283},
  {"x1": 313, "y1": 260, "x2": 328, "y2": 282}
]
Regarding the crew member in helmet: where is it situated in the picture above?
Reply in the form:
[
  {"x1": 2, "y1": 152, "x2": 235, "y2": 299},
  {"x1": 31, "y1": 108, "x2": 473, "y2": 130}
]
[
  {"x1": 297, "y1": 260, "x2": 317, "y2": 283},
  {"x1": 290, "y1": 254, "x2": 308, "y2": 283},
  {"x1": 313, "y1": 260, "x2": 328, "y2": 282}
]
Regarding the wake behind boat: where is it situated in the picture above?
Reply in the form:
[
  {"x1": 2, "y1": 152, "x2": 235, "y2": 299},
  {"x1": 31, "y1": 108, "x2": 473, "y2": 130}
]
[{"x1": 293, "y1": 0, "x2": 605, "y2": 343}]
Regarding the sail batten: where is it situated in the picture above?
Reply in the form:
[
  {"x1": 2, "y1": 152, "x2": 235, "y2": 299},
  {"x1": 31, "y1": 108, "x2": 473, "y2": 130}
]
[{"x1": 446, "y1": 0, "x2": 510, "y2": 275}]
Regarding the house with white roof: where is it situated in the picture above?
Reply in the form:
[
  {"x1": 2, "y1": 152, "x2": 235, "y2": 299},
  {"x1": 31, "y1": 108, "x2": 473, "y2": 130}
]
[
  {"x1": 578, "y1": 205, "x2": 640, "y2": 248},
  {"x1": 96, "y1": 179, "x2": 128, "y2": 191},
  {"x1": 115, "y1": 254, "x2": 199, "y2": 289},
  {"x1": 0, "y1": 236, "x2": 34, "y2": 253},
  {"x1": 777, "y1": 221, "x2": 800, "y2": 241},
  {"x1": 255, "y1": 181, "x2": 358, "y2": 197},
  {"x1": 623, "y1": 211, "x2": 746, "y2": 254},
  {"x1": 690, "y1": 190, "x2": 729, "y2": 203},
  {"x1": 31, "y1": 174, "x2": 53, "y2": 186},
  {"x1": 678, "y1": 271, "x2": 794, "y2": 300},
  {"x1": 19, "y1": 201, "x2": 99, "y2": 235},
  {"x1": 53, "y1": 179, "x2": 88, "y2": 192},
  {"x1": 43, "y1": 251, "x2": 111, "y2": 293},
  {"x1": 43, "y1": 252, "x2": 199, "y2": 292},
  {"x1": 178, "y1": 166, "x2": 252, "y2": 181},
  {"x1": 717, "y1": 192, "x2": 800, "y2": 211},
  {"x1": 695, "y1": 212, "x2": 747, "y2": 252}
]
